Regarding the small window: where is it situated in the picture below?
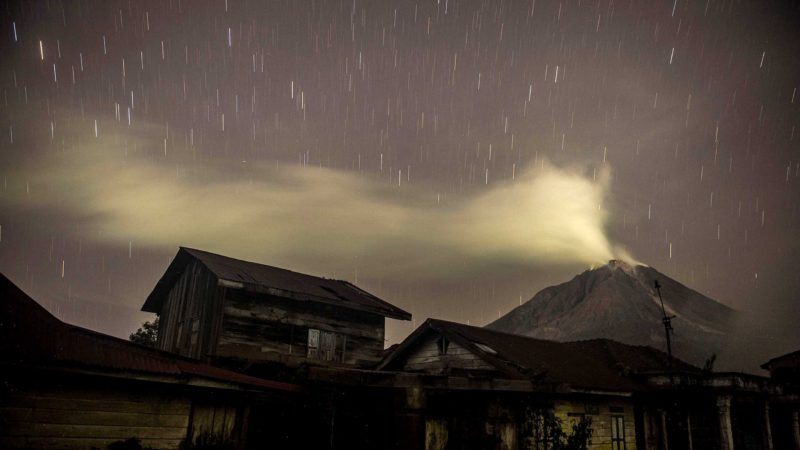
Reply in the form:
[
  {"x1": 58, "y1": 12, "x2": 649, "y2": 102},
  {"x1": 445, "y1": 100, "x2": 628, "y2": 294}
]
[{"x1": 437, "y1": 336, "x2": 449, "y2": 355}]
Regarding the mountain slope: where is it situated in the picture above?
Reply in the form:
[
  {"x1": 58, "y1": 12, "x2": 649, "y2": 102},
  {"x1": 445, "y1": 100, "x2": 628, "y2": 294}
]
[{"x1": 487, "y1": 260, "x2": 738, "y2": 367}]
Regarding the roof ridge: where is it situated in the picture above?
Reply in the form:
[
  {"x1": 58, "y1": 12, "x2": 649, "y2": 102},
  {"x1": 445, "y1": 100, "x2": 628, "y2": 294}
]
[
  {"x1": 182, "y1": 247, "x2": 322, "y2": 279},
  {"x1": 145, "y1": 247, "x2": 411, "y2": 320}
]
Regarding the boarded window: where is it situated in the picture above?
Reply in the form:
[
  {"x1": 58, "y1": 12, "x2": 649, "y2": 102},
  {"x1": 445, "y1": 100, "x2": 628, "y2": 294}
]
[
  {"x1": 307, "y1": 328, "x2": 346, "y2": 362},
  {"x1": 320, "y1": 330, "x2": 336, "y2": 361},
  {"x1": 307, "y1": 329, "x2": 320, "y2": 358}
]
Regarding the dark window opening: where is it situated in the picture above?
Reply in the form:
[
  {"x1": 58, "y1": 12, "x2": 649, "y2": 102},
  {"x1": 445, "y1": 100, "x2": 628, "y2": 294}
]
[{"x1": 437, "y1": 336, "x2": 449, "y2": 355}]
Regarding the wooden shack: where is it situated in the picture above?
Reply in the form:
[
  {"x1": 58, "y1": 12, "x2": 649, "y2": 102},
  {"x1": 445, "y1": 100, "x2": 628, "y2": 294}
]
[
  {"x1": 142, "y1": 247, "x2": 411, "y2": 368},
  {"x1": 373, "y1": 319, "x2": 664, "y2": 450}
]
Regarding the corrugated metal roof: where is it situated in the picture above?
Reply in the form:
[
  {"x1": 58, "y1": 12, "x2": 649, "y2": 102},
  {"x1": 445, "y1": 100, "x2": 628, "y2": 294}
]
[
  {"x1": 381, "y1": 319, "x2": 699, "y2": 393},
  {"x1": 142, "y1": 247, "x2": 411, "y2": 320},
  {"x1": 0, "y1": 273, "x2": 303, "y2": 393}
]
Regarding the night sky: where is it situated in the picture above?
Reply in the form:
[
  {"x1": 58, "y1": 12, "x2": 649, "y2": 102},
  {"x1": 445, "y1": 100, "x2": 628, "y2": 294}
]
[{"x1": 1, "y1": 0, "x2": 799, "y2": 354}]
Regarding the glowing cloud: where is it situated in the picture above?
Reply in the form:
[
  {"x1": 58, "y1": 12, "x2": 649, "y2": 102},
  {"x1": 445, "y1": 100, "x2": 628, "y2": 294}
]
[{"x1": 3, "y1": 125, "x2": 627, "y2": 280}]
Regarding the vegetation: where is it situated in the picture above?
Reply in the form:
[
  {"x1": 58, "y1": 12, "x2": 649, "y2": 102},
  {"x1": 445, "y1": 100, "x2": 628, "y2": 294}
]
[
  {"x1": 129, "y1": 317, "x2": 159, "y2": 347},
  {"x1": 521, "y1": 408, "x2": 593, "y2": 450},
  {"x1": 703, "y1": 353, "x2": 717, "y2": 372}
]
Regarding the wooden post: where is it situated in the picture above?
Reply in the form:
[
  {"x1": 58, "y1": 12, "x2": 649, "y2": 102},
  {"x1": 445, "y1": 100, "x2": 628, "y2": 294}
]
[
  {"x1": 792, "y1": 410, "x2": 800, "y2": 450},
  {"x1": 763, "y1": 402, "x2": 773, "y2": 450},
  {"x1": 687, "y1": 411, "x2": 693, "y2": 450},
  {"x1": 716, "y1": 395, "x2": 734, "y2": 450},
  {"x1": 659, "y1": 409, "x2": 670, "y2": 450}
]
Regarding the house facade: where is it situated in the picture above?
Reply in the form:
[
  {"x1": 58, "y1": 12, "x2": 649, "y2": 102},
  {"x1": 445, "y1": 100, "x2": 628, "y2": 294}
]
[{"x1": 370, "y1": 319, "x2": 674, "y2": 450}]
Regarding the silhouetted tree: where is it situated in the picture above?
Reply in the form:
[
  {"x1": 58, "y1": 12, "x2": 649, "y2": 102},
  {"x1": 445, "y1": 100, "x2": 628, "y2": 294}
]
[
  {"x1": 129, "y1": 317, "x2": 159, "y2": 347},
  {"x1": 522, "y1": 408, "x2": 593, "y2": 450}
]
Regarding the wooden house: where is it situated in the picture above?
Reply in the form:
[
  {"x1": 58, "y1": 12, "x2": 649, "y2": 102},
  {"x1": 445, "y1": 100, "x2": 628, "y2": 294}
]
[
  {"x1": 141, "y1": 247, "x2": 411, "y2": 368},
  {"x1": 374, "y1": 319, "x2": 671, "y2": 450},
  {"x1": 0, "y1": 273, "x2": 307, "y2": 450},
  {"x1": 343, "y1": 319, "x2": 786, "y2": 450}
]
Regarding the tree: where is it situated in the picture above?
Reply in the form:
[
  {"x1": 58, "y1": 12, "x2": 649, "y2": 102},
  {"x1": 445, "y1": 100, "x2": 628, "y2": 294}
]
[
  {"x1": 129, "y1": 317, "x2": 159, "y2": 347},
  {"x1": 522, "y1": 408, "x2": 593, "y2": 450}
]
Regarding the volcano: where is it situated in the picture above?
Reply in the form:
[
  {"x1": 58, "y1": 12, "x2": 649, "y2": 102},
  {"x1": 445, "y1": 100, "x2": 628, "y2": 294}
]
[{"x1": 487, "y1": 260, "x2": 738, "y2": 368}]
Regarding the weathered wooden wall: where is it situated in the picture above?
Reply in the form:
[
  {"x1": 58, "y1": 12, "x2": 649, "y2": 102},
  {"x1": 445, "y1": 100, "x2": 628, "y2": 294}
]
[
  {"x1": 188, "y1": 400, "x2": 243, "y2": 448},
  {"x1": 0, "y1": 378, "x2": 191, "y2": 450},
  {"x1": 401, "y1": 334, "x2": 496, "y2": 374},
  {"x1": 157, "y1": 260, "x2": 223, "y2": 359},
  {"x1": 216, "y1": 288, "x2": 386, "y2": 366},
  {"x1": 417, "y1": 391, "x2": 637, "y2": 450}
]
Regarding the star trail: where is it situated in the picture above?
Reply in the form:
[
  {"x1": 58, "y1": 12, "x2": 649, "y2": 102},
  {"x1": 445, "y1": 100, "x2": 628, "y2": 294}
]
[{"x1": 0, "y1": 0, "x2": 798, "y2": 352}]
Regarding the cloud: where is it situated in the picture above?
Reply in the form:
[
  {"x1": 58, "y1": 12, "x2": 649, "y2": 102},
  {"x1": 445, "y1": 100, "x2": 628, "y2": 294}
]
[{"x1": 2, "y1": 121, "x2": 625, "y2": 280}]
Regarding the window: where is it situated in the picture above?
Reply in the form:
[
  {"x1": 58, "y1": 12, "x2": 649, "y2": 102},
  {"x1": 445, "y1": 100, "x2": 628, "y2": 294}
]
[
  {"x1": 437, "y1": 336, "x2": 449, "y2": 355},
  {"x1": 611, "y1": 415, "x2": 626, "y2": 450},
  {"x1": 307, "y1": 328, "x2": 347, "y2": 362}
]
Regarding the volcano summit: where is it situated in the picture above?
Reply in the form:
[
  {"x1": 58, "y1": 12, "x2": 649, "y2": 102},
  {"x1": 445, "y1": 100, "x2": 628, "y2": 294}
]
[{"x1": 488, "y1": 260, "x2": 739, "y2": 368}]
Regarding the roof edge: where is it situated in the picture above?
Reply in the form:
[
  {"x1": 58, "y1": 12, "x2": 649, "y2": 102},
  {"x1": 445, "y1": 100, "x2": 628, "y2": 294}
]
[{"x1": 221, "y1": 278, "x2": 411, "y2": 320}]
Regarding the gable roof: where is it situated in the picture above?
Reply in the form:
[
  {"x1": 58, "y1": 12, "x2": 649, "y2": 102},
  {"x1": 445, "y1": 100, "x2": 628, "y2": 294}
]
[
  {"x1": 142, "y1": 247, "x2": 411, "y2": 320},
  {"x1": 0, "y1": 273, "x2": 303, "y2": 393},
  {"x1": 379, "y1": 319, "x2": 699, "y2": 393}
]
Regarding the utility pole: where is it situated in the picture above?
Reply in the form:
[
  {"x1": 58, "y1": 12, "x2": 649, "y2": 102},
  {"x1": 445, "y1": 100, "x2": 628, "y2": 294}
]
[{"x1": 654, "y1": 280, "x2": 675, "y2": 379}]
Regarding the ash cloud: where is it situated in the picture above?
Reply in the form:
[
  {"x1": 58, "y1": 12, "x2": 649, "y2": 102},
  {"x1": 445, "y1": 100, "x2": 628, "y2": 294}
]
[{"x1": 2, "y1": 120, "x2": 627, "y2": 282}]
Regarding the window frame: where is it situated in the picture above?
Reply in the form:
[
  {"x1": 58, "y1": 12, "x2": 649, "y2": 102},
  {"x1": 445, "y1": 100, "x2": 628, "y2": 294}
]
[{"x1": 611, "y1": 414, "x2": 626, "y2": 450}]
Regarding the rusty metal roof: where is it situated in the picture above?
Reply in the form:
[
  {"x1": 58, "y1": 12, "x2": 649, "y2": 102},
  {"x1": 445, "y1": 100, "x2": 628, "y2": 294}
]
[
  {"x1": 0, "y1": 273, "x2": 303, "y2": 393},
  {"x1": 142, "y1": 247, "x2": 411, "y2": 320},
  {"x1": 380, "y1": 318, "x2": 699, "y2": 393}
]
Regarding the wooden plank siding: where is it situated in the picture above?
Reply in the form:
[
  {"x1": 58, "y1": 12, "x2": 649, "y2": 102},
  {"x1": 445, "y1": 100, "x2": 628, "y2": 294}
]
[
  {"x1": 188, "y1": 401, "x2": 243, "y2": 448},
  {"x1": 157, "y1": 260, "x2": 223, "y2": 360},
  {"x1": 0, "y1": 382, "x2": 191, "y2": 450},
  {"x1": 402, "y1": 334, "x2": 497, "y2": 374},
  {"x1": 216, "y1": 289, "x2": 386, "y2": 366}
]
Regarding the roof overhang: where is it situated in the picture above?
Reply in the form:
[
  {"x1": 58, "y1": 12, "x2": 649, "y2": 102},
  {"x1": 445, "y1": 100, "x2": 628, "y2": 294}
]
[{"x1": 1, "y1": 361, "x2": 306, "y2": 394}]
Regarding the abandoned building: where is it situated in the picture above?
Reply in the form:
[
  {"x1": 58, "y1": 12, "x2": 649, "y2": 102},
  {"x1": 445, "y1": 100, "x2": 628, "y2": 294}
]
[
  {"x1": 2, "y1": 247, "x2": 800, "y2": 450},
  {"x1": 141, "y1": 247, "x2": 411, "y2": 368},
  {"x1": 335, "y1": 318, "x2": 798, "y2": 450}
]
